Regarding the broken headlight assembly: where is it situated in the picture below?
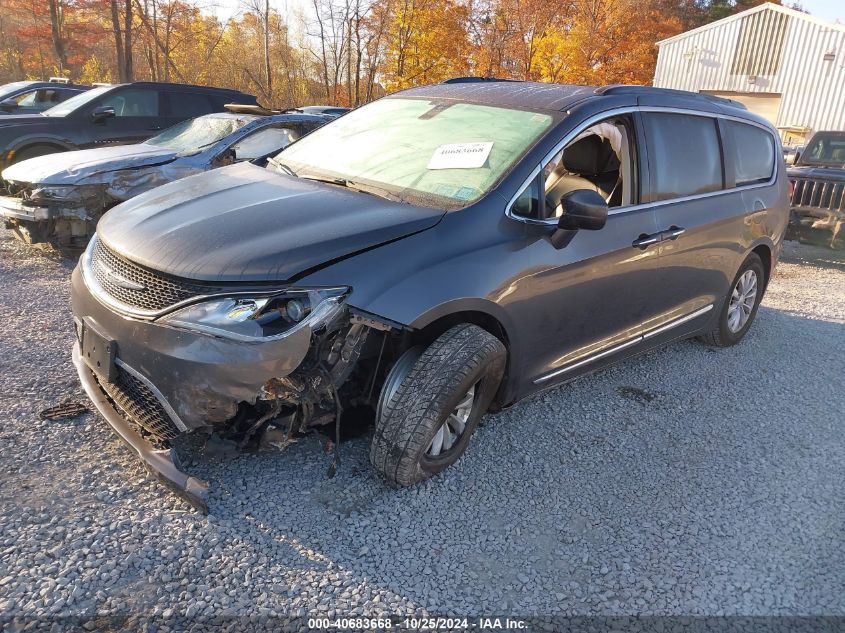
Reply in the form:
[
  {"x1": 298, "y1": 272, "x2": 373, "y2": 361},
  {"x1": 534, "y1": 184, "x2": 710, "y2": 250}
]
[
  {"x1": 29, "y1": 184, "x2": 104, "y2": 204},
  {"x1": 160, "y1": 287, "x2": 349, "y2": 342}
]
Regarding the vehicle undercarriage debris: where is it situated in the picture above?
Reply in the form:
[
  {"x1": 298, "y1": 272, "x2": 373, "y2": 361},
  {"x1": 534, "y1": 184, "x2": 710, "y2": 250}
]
[
  {"x1": 89, "y1": 302, "x2": 413, "y2": 511},
  {"x1": 215, "y1": 309, "x2": 407, "y2": 450}
]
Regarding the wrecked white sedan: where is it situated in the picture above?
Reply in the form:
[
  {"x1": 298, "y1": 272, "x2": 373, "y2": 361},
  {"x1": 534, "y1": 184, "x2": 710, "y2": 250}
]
[{"x1": 0, "y1": 109, "x2": 328, "y2": 250}]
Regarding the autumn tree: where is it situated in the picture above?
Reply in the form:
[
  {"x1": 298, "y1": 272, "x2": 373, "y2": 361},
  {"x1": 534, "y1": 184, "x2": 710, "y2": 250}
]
[{"x1": 379, "y1": 0, "x2": 471, "y2": 90}]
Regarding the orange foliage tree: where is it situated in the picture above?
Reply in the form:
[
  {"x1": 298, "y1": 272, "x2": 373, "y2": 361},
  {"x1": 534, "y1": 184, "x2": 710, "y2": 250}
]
[{"x1": 0, "y1": 0, "x2": 763, "y2": 106}]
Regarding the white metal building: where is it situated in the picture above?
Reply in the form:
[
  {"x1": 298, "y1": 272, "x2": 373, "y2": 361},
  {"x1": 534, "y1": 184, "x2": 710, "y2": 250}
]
[{"x1": 653, "y1": 3, "x2": 845, "y2": 144}]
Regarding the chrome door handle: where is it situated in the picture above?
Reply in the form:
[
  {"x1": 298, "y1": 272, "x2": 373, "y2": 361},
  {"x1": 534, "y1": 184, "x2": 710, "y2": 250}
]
[
  {"x1": 632, "y1": 233, "x2": 661, "y2": 249},
  {"x1": 661, "y1": 226, "x2": 686, "y2": 240}
]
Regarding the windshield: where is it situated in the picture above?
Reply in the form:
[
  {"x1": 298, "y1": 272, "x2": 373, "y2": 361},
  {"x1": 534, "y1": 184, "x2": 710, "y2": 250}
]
[
  {"x1": 275, "y1": 97, "x2": 555, "y2": 208},
  {"x1": 146, "y1": 116, "x2": 251, "y2": 152},
  {"x1": 43, "y1": 85, "x2": 111, "y2": 117},
  {"x1": 0, "y1": 82, "x2": 31, "y2": 100},
  {"x1": 800, "y1": 133, "x2": 845, "y2": 166}
]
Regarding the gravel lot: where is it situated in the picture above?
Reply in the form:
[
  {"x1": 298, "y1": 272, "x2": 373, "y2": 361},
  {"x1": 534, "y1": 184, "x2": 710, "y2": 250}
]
[{"x1": 0, "y1": 230, "x2": 843, "y2": 630}]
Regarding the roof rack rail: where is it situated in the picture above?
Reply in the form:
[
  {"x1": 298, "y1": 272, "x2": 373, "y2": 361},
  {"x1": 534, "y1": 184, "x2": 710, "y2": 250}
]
[
  {"x1": 595, "y1": 85, "x2": 748, "y2": 110},
  {"x1": 92, "y1": 82, "x2": 112, "y2": 87},
  {"x1": 440, "y1": 76, "x2": 520, "y2": 84},
  {"x1": 224, "y1": 103, "x2": 280, "y2": 115},
  {"x1": 48, "y1": 77, "x2": 71, "y2": 84}
]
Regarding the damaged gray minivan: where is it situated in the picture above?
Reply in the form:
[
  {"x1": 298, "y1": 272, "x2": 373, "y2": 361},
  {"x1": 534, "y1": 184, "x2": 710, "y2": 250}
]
[{"x1": 71, "y1": 80, "x2": 788, "y2": 510}]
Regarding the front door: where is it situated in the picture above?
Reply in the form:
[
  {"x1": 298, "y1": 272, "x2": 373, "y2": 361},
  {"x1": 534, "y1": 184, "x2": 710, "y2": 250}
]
[
  {"x1": 504, "y1": 112, "x2": 663, "y2": 388},
  {"x1": 81, "y1": 87, "x2": 164, "y2": 148}
]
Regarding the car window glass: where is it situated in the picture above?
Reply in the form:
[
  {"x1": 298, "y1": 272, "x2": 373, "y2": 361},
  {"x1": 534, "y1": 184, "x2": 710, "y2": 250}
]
[
  {"x1": 171, "y1": 92, "x2": 214, "y2": 118},
  {"x1": 512, "y1": 175, "x2": 541, "y2": 218},
  {"x1": 0, "y1": 82, "x2": 30, "y2": 100},
  {"x1": 277, "y1": 98, "x2": 555, "y2": 209},
  {"x1": 726, "y1": 120, "x2": 775, "y2": 186},
  {"x1": 232, "y1": 127, "x2": 299, "y2": 160},
  {"x1": 511, "y1": 115, "x2": 637, "y2": 220},
  {"x1": 43, "y1": 85, "x2": 110, "y2": 116},
  {"x1": 643, "y1": 113, "x2": 723, "y2": 201},
  {"x1": 15, "y1": 88, "x2": 63, "y2": 110},
  {"x1": 99, "y1": 89, "x2": 160, "y2": 117},
  {"x1": 147, "y1": 116, "x2": 249, "y2": 152},
  {"x1": 802, "y1": 134, "x2": 845, "y2": 165}
]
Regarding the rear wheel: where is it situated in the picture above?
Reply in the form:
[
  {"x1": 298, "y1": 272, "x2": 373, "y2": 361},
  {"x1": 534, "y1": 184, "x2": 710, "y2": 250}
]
[
  {"x1": 699, "y1": 252, "x2": 765, "y2": 347},
  {"x1": 12, "y1": 144, "x2": 63, "y2": 164},
  {"x1": 370, "y1": 324, "x2": 506, "y2": 486}
]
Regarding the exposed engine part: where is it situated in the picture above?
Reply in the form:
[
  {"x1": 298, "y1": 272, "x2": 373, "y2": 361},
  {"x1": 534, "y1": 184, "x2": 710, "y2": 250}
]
[{"x1": 349, "y1": 307, "x2": 410, "y2": 332}]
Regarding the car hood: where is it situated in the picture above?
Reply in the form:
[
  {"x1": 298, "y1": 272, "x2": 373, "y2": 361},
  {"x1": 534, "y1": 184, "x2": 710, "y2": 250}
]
[
  {"x1": 2, "y1": 143, "x2": 179, "y2": 185},
  {"x1": 97, "y1": 162, "x2": 446, "y2": 282},
  {"x1": 788, "y1": 164, "x2": 845, "y2": 180}
]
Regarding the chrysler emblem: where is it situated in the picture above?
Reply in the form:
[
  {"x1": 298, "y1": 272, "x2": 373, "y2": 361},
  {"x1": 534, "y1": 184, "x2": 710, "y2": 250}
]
[{"x1": 101, "y1": 264, "x2": 146, "y2": 291}]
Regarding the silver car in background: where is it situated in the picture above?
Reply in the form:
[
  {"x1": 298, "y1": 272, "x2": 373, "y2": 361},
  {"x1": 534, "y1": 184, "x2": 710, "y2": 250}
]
[{"x1": 0, "y1": 110, "x2": 328, "y2": 250}]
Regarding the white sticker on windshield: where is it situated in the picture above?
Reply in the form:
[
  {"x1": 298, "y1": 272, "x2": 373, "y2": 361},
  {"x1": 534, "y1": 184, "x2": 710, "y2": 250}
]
[{"x1": 427, "y1": 142, "x2": 494, "y2": 170}]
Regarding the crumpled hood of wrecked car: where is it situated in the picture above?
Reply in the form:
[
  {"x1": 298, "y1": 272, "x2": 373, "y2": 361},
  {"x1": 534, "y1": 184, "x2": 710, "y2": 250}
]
[
  {"x1": 2, "y1": 143, "x2": 179, "y2": 185},
  {"x1": 97, "y1": 162, "x2": 446, "y2": 282}
]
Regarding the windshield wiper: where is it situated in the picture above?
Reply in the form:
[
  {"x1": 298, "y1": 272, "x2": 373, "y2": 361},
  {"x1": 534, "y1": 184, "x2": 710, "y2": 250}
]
[
  {"x1": 267, "y1": 157, "x2": 297, "y2": 177},
  {"x1": 300, "y1": 174, "x2": 404, "y2": 202}
]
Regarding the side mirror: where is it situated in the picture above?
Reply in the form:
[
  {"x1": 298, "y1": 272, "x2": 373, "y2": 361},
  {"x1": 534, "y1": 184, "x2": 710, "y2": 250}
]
[
  {"x1": 0, "y1": 98, "x2": 18, "y2": 112},
  {"x1": 91, "y1": 106, "x2": 116, "y2": 122},
  {"x1": 557, "y1": 189, "x2": 608, "y2": 231}
]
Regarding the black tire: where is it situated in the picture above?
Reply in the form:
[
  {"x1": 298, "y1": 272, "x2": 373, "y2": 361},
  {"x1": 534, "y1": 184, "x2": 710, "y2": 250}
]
[
  {"x1": 370, "y1": 324, "x2": 506, "y2": 486},
  {"x1": 12, "y1": 144, "x2": 62, "y2": 164},
  {"x1": 699, "y1": 252, "x2": 765, "y2": 347}
]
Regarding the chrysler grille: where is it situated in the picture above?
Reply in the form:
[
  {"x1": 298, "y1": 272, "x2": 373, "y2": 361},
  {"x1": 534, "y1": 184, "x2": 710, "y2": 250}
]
[{"x1": 91, "y1": 238, "x2": 224, "y2": 313}]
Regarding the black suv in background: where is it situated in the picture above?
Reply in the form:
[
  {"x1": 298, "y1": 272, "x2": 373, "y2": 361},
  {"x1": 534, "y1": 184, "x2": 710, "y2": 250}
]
[
  {"x1": 0, "y1": 80, "x2": 90, "y2": 115},
  {"x1": 0, "y1": 82, "x2": 257, "y2": 167}
]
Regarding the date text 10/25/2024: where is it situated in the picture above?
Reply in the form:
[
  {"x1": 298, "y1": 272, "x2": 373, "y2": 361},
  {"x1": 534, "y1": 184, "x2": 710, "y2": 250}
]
[{"x1": 308, "y1": 617, "x2": 528, "y2": 630}]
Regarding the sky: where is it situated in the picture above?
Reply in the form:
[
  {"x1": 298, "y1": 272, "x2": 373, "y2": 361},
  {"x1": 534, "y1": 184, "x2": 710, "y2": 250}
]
[
  {"x1": 797, "y1": 0, "x2": 845, "y2": 23},
  {"x1": 207, "y1": 0, "x2": 845, "y2": 27}
]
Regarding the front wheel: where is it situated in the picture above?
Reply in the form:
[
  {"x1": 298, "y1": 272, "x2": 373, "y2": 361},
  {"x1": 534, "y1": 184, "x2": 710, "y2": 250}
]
[
  {"x1": 699, "y1": 252, "x2": 765, "y2": 347},
  {"x1": 370, "y1": 324, "x2": 506, "y2": 486}
]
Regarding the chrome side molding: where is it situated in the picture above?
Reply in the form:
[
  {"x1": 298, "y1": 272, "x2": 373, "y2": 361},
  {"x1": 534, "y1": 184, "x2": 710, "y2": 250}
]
[{"x1": 534, "y1": 304, "x2": 713, "y2": 384}]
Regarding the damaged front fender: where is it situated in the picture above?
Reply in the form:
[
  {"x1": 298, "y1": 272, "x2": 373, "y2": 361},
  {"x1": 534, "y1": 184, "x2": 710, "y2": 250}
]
[{"x1": 104, "y1": 164, "x2": 202, "y2": 202}]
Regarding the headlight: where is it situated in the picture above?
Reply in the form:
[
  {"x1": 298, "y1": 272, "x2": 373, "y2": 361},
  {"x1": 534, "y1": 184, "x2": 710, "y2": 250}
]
[
  {"x1": 30, "y1": 185, "x2": 76, "y2": 201},
  {"x1": 30, "y1": 184, "x2": 104, "y2": 204},
  {"x1": 159, "y1": 287, "x2": 349, "y2": 342}
]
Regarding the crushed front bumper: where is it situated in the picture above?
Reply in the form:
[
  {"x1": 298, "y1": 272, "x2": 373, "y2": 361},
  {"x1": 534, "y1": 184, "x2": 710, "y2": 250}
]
[
  {"x1": 70, "y1": 263, "x2": 316, "y2": 510},
  {"x1": 0, "y1": 196, "x2": 49, "y2": 222},
  {"x1": 72, "y1": 343, "x2": 210, "y2": 512}
]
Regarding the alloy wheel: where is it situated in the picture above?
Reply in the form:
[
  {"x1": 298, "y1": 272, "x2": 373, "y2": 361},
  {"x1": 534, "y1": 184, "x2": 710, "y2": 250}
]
[
  {"x1": 727, "y1": 269, "x2": 758, "y2": 333},
  {"x1": 425, "y1": 384, "x2": 476, "y2": 457}
]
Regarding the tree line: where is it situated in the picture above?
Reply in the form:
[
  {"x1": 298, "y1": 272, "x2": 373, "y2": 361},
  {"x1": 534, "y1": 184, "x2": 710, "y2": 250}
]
[{"x1": 0, "y1": 0, "x2": 782, "y2": 108}]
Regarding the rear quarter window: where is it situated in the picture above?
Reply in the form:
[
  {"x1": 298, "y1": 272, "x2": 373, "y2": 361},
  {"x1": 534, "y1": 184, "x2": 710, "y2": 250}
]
[
  {"x1": 643, "y1": 113, "x2": 723, "y2": 201},
  {"x1": 726, "y1": 120, "x2": 775, "y2": 186},
  {"x1": 169, "y1": 92, "x2": 215, "y2": 117}
]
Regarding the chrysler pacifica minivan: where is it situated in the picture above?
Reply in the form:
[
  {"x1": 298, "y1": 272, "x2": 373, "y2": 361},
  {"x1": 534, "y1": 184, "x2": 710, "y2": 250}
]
[{"x1": 70, "y1": 80, "x2": 789, "y2": 510}]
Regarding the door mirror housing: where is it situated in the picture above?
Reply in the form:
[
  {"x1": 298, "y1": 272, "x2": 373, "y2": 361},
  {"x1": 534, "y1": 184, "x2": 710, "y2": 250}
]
[
  {"x1": 0, "y1": 98, "x2": 18, "y2": 112},
  {"x1": 91, "y1": 106, "x2": 116, "y2": 122},
  {"x1": 557, "y1": 189, "x2": 608, "y2": 231}
]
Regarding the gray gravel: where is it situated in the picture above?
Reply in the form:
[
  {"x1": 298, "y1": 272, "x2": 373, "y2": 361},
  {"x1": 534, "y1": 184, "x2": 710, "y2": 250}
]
[{"x1": 0, "y1": 230, "x2": 843, "y2": 628}]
